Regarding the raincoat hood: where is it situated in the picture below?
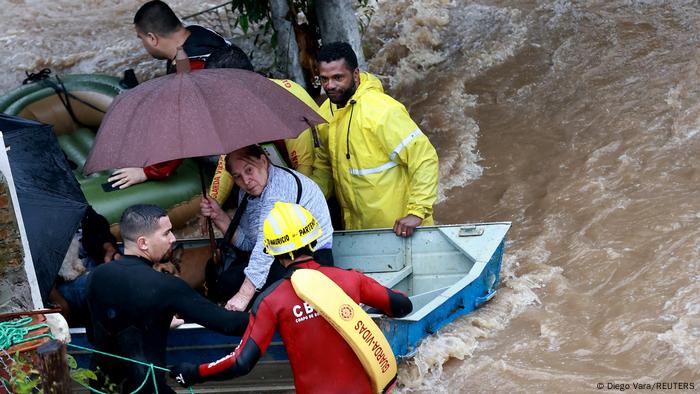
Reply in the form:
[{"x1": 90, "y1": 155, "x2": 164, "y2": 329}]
[{"x1": 353, "y1": 72, "x2": 384, "y2": 99}]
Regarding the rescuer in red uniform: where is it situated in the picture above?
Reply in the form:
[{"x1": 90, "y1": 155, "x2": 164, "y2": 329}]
[{"x1": 170, "y1": 202, "x2": 412, "y2": 393}]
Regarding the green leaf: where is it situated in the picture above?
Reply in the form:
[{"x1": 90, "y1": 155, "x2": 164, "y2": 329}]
[
  {"x1": 240, "y1": 14, "x2": 249, "y2": 33},
  {"x1": 66, "y1": 353, "x2": 77, "y2": 369},
  {"x1": 71, "y1": 368, "x2": 98, "y2": 385}
]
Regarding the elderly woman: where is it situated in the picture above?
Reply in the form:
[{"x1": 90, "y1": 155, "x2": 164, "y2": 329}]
[{"x1": 201, "y1": 144, "x2": 334, "y2": 311}]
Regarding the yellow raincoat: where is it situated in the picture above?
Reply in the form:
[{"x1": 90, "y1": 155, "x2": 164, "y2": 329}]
[
  {"x1": 209, "y1": 79, "x2": 322, "y2": 204},
  {"x1": 312, "y1": 73, "x2": 438, "y2": 230},
  {"x1": 271, "y1": 79, "x2": 319, "y2": 176}
]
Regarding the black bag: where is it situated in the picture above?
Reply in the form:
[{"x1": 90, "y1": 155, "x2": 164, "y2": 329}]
[
  {"x1": 204, "y1": 194, "x2": 249, "y2": 300},
  {"x1": 204, "y1": 166, "x2": 302, "y2": 300}
]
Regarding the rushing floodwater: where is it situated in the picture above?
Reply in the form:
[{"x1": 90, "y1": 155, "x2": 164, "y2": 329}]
[{"x1": 1, "y1": 0, "x2": 698, "y2": 392}]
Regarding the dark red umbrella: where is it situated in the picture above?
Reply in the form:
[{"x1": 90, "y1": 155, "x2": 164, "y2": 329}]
[
  {"x1": 83, "y1": 56, "x2": 326, "y2": 174},
  {"x1": 84, "y1": 49, "x2": 326, "y2": 263}
]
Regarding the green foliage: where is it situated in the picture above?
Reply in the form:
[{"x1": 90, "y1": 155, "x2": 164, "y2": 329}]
[
  {"x1": 7, "y1": 352, "x2": 40, "y2": 394},
  {"x1": 93, "y1": 367, "x2": 119, "y2": 394},
  {"x1": 5, "y1": 351, "x2": 100, "y2": 393},
  {"x1": 230, "y1": 0, "x2": 372, "y2": 38},
  {"x1": 230, "y1": 0, "x2": 273, "y2": 34},
  {"x1": 66, "y1": 354, "x2": 98, "y2": 387}
]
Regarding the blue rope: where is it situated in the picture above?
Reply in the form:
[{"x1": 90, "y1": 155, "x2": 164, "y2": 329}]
[
  {"x1": 67, "y1": 343, "x2": 195, "y2": 394},
  {"x1": 0, "y1": 317, "x2": 50, "y2": 350},
  {"x1": 0, "y1": 317, "x2": 195, "y2": 393}
]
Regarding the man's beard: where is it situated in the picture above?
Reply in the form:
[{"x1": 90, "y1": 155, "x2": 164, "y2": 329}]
[
  {"x1": 158, "y1": 247, "x2": 174, "y2": 264},
  {"x1": 328, "y1": 80, "x2": 357, "y2": 107}
]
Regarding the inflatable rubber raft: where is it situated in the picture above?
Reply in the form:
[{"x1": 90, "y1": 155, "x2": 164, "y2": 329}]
[{"x1": 0, "y1": 73, "x2": 202, "y2": 229}]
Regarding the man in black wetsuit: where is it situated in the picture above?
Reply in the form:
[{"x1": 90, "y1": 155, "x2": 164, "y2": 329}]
[{"x1": 86, "y1": 204, "x2": 248, "y2": 393}]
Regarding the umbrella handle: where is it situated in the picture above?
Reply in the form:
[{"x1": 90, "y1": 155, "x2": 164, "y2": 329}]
[
  {"x1": 207, "y1": 217, "x2": 221, "y2": 265},
  {"x1": 199, "y1": 163, "x2": 221, "y2": 265}
]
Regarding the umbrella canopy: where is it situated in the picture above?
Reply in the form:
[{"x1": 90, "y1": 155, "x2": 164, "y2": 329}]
[
  {"x1": 1, "y1": 113, "x2": 88, "y2": 301},
  {"x1": 83, "y1": 68, "x2": 327, "y2": 174}
]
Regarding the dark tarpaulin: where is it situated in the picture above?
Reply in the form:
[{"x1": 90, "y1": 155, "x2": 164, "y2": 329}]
[{"x1": 1, "y1": 113, "x2": 88, "y2": 301}]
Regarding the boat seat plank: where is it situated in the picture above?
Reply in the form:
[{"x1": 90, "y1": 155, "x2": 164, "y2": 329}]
[{"x1": 367, "y1": 265, "x2": 413, "y2": 288}]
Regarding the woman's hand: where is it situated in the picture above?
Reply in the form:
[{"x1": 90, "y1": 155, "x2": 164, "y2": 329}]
[
  {"x1": 224, "y1": 278, "x2": 256, "y2": 311},
  {"x1": 200, "y1": 194, "x2": 230, "y2": 233},
  {"x1": 108, "y1": 168, "x2": 147, "y2": 189}
]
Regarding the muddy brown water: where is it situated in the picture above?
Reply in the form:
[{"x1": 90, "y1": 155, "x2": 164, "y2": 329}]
[{"x1": 1, "y1": 1, "x2": 698, "y2": 392}]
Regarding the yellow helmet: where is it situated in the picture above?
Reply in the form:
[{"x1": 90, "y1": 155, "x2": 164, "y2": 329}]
[{"x1": 263, "y1": 201, "x2": 323, "y2": 257}]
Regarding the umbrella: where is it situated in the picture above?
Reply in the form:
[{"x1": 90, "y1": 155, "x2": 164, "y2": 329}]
[
  {"x1": 83, "y1": 57, "x2": 327, "y2": 173},
  {"x1": 83, "y1": 49, "x2": 327, "y2": 263},
  {"x1": 1, "y1": 113, "x2": 88, "y2": 301}
]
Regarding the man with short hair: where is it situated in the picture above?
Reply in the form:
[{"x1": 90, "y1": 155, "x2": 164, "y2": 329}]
[
  {"x1": 170, "y1": 202, "x2": 412, "y2": 392},
  {"x1": 134, "y1": 0, "x2": 229, "y2": 74},
  {"x1": 312, "y1": 42, "x2": 439, "y2": 237},
  {"x1": 87, "y1": 204, "x2": 248, "y2": 393},
  {"x1": 108, "y1": 0, "x2": 233, "y2": 189}
]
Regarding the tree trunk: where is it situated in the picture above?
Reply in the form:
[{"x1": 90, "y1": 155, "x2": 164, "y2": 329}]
[
  {"x1": 36, "y1": 340, "x2": 71, "y2": 393},
  {"x1": 269, "y1": 0, "x2": 307, "y2": 87},
  {"x1": 315, "y1": 0, "x2": 367, "y2": 70}
]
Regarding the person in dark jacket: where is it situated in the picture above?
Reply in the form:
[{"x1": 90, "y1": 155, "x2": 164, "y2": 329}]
[
  {"x1": 49, "y1": 205, "x2": 121, "y2": 326},
  {"x1": 87, "y1": 204, "x2": 248, "y2": 393},
  {"x1": 170, "y1": 202, "x2": 412, "y2": 393},
  {"x1": 108, "y1": 0, "x2": 235, "y2": 189}
]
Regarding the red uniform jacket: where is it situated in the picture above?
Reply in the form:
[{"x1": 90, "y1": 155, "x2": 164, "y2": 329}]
[{"x1": 196, "y1": 260, "x2": 412, "y2": 393}]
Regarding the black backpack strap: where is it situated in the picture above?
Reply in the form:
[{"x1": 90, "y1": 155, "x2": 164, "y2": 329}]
[
  {"x1": 274, "y1": 165, "x2": 302, "y2": 204},
  {"x1": 221, "y1": 193, "x2": 249, "y2": 246}
]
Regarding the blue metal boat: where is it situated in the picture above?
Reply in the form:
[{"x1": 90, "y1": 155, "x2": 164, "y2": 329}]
[{"x1": 67, "y1": 223, "x2": 510, "y2": 390}]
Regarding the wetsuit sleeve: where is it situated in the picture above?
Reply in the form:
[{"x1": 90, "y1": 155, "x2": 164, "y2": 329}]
[
  {"x1": 143, "y1": 159, "x2": 184, "y2": 180},
  {"x1": 167, "y1": 278, "x2": 249, "y2": 335},
  {"x1": 356, "y1": 270, "x2": 413, "y2": 318},
  {"x1": 197, "y1": 299, "x2": 277, "y2": 381}
]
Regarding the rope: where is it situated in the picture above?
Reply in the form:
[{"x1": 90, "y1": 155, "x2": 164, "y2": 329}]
[
  {"x1": 0, "y1": 318, "x2": 195, "y2": 393},
  {"x1": 22, "y1": 68, "x2": 107, "y2": 120},
  {"x1": 0, "y1": 317, "x2": 51, "y2": 350},
  {"x1": 67, "y1": 343, "x2": 195, "y2": 394}
]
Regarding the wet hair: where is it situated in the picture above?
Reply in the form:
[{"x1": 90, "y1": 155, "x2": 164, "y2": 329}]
[
  {"x1": 317, "y1": 42, "x2": 358, "y2": 71},
  {"x1": 133, "y1": 0, "x2": 182, "y2": 36},
  {"x1": 120, "y1": 204, "x2": 167, "y2": 243},
  {"x1": 225, "y1": 144, "x2": 268, "y2": 172},
  {"x1": 281, "y1": 241, "x2": 317, "y2": 261},
  {"x1": 204, "y1": 45, "x2": 255, "y2": 72}
]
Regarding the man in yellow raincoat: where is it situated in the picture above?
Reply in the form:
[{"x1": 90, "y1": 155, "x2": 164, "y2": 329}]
[{"x1": 312, "y1": 42, "x2": 439, "y2": 237}]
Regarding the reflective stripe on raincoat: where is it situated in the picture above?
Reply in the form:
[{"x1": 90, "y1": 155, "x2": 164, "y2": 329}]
[{"x1": 312, "y1": 72, "x2": 438, "y2": 230}]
